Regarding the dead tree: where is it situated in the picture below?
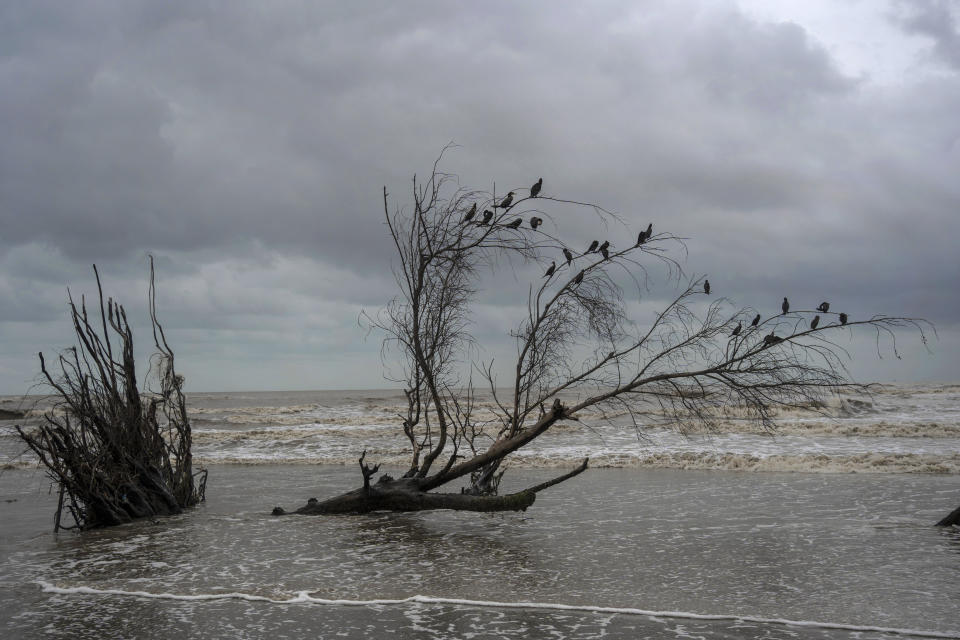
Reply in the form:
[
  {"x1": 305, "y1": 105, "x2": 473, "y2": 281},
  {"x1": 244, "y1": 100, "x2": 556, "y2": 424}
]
[
  {"x1": 17, "y1": 258, "x2": 206, "y2": 530},
  {"x1": 280, "y1": 151, "x2": 931, "y2": 516}
]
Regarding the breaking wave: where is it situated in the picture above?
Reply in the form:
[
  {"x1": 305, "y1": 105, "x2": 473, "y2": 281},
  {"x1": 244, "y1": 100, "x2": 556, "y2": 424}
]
[
  {"x1": 195, "y1": 451, "x2": 960, "y2": 474},
  {"x1": 5, "y1": 382, "x2": 960, "y2": 475}
]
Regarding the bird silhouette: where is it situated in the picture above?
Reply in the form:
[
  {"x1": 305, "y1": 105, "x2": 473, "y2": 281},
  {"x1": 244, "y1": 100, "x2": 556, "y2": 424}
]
[
  {"x1": 600, "y1": 246, "x2": 609, "y2": 260},
  {"x1": 751, "y1": 314, "x2": 761, "y2": 327},
  {"x1": 763, "y1": 333, "x2": 780, "y2": 347},
  {"x1": 636, "y1": 230, "x2": 646, "y2": 246},
  {"x1": 731, "y1": 322, "x2": 742, "y2": 337},
  {"x1": 586, "y1": 240, "x2": 599, "y2": 253},
  {"x1": 811, "y1": 315, "x2": 820, "y2": 330},
  {"x1": 544, "y1": 261, "x2": 556, "y2": 278},
  {"x1": 839, "y1": 312, "x2": 848, "y2": 325},
  {"x1": 530, "y1": 216, "x2": 542, "y2": 229},
  {"x1": 481, "y1": 209, "x2": 494, "y2": 224},
  {"x1": 563, "y1": 248, "x2": 574, "y2": 265},
  {"x1": 598, "y1": 240, "x2": 610, "y2": 253},
  {"x1": 530, "y1": 178, "x2": 543, "y2": 198},
  {"x1": 704, "y1": 280, "x2": 711, "y2": 295},
  {"x1": 645, "y1": 222, "x2": 653, "y2": 237},
  {"x1": 817, "y1": 301, "x2": 830, "y2": 313},
  {"x1": 498, "y1": 192, "x2": 515, "y2": 209},
  {"x1": 573, "y1": 270, "x2": 584, "y2": 284},
  {"x1": 507, "y1": 218, "x2": 523, "y2": 229},
  {"x1": 782, "y1": 297, "x2": 790, "y2": 315},
  {"x1": 464, "y1": 203, "x2": 476, "y2": 222}
]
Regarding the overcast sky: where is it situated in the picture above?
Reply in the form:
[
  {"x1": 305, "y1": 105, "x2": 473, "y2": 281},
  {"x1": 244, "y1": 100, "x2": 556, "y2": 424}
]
[{"x1": 1, "y1": 0, "x2": 958, "y2": 394}]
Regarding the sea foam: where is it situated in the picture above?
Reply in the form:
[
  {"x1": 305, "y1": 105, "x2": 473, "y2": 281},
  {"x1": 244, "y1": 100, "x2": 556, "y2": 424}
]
[{"x1": 37, "y1": 581, "x2": 960, "y2": 639}]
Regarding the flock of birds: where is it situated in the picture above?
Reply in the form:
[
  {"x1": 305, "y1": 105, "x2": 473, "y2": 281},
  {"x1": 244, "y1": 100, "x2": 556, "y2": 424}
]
[
  {"x1": 728, "y1": 296, "x2": 850, "y2": 349},
  {"x1": 461, "y1": 177, "x2": 655, "y2": 288},
  {"x1": 461, "y1": 177, "x2": 852, "y2": 352}
]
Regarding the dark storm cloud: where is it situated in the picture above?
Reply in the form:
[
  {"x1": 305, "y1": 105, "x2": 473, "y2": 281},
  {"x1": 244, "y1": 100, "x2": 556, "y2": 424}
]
[
  {"x1": 895, "y1": 0, "x2": 960, "y2": 70},
  {"x1": 1, "y1": 0, "x2": 957, "y2": 391}
]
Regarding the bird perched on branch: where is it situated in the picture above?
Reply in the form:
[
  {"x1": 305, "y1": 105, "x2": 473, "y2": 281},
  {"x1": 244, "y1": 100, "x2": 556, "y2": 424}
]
[
  {"x1": 636, "y1": 230, "x2": 647, "y2": 246},
  {"x1": 839, "y1": 312, "x2": 848, "y2": 325},
  {"x1": 731, "y1": 322, "x2": 742, "y2": 337},
  {"x1": 763, "y1": 333, "x2": 781, "y2": 347},
  {"x1": 530, "y1": 178, "x2": 543, "y2": 198},
  {"x1": 782, "y1": 297, "x2": 790, "y2": 315},
  {"x1": 645, "y1": 222, "x2": 653, "y2": 237},
  {"x1": 598, "y1": 240, "x2": 610, "y2": 259},
  {"x1": 563, "y1": 248, "x2": 574, "y2": 265},
  {"x1": 506, "y1": 218, "x2": 523, "y2": 229},
  {"x1": 811, "y1": 315, "x2": 820, "y2": 330},
  {"x1": 704, "y1": 280, "x2": 711, "y2": 295},
  {"x1": 530, "y1": 216, "x2": 543, "y2": 230},
  {"x1": 481, "y1": 209, "x2": 493, "y2": 225},
  {"x1": 497, "y1": 192, "x2": 514, "y2": 209},
  {"x1": 573, "y1": 270, "x2": 584, "y2": 284},
  {"x1": 463, "y1": 203, "x2": 476, "y2": 222},
  {"x1": 751, "y1": 314, "x2": 761, "y2": 327},
  {"x1": 586, "y1": 240, "x2": 599, "y2": 253},
  {"x1": 817, "y1": 301, "x2": 830, "y2": 313},
  {"x1": 544, "y1": 261, "x2": 556, "y2": 278}
]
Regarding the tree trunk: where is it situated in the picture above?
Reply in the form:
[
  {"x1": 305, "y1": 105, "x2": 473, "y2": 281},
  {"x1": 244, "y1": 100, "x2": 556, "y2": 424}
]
[
  {"x1": 277, "y1": 458, "x2": 589, "y2": 516},
  {"x1": 290, "y1": 477, "x2": 536, "y2": 515}
]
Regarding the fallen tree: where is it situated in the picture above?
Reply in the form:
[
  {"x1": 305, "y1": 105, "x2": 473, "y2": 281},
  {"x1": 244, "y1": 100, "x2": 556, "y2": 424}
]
[
  {"x1": 17, "y1": 258, "x2": 206, "y2": 530},
  {"x1": 278, "y1": 151, "x2": 931, "y2": 516}
]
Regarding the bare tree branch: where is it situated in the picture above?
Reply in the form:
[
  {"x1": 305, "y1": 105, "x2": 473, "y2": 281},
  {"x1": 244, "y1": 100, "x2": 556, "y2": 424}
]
[{"x1": 16, "y1": 259, "x2": 206, "y2": 530}]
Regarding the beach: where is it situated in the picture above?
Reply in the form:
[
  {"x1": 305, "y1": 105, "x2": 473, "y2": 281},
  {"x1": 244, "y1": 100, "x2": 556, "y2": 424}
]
[{"x1": 1, "y1": 383, "x2": 959, "y2": 638}]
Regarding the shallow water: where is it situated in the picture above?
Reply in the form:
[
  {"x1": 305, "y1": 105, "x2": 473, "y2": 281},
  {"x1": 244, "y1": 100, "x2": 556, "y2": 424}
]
[
  {"x1": 2, "y1": 465, "x2": 959, "y2": 639},
  {"x1": 3, "y1": 383, "x2": 960, "y2": 638}
]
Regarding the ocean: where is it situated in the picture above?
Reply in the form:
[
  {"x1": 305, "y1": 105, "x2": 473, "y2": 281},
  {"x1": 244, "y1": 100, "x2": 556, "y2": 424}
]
[{"x1": 1, "y1": 382, "x2": 959, "y2": 639}]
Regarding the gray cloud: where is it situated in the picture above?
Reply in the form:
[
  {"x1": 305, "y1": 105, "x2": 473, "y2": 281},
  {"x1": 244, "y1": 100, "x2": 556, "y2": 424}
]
[
  {"x1": 0, "y1": 0, "x2": 957, "y2": 392},
  {"x1": 895, "y1": 0, "x2": 960, "y2": 70}
]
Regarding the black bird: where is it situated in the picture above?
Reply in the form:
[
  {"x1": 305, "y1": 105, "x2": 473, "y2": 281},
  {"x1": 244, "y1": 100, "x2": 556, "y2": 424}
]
[
  {"x1": 763, "y1": 333, "x2": 780, "y2": 347},
  {"x1": 636, "y1": 230, "x2": 647, "y2": 246},
  {"x1": 530, "y1": 216, "x2": 543, "y2": 230},
  {"x1": 586, "y1": 240, "x2": 599, "y2": 253},
  {"x1": 530, "y1": 178, "x2": 543, "y2": 198},
  {"x1": 782, "y1": 297, "x2": 790, "y2": 315},
  {"x1": 464, "y1": 203, "x2": 476, "y2": 222},
  {"x1": 704, "y1": 280, "x2": 711, "y2": 295},
  {"x1": 751, "y1": 314, "x2": 761, "y2": 327},
  {"x1": 600, "y1": 246, "x2": 609, "y2": 260},
  {"x1": 498, "y1": 192, "x2": 515, "y2": 209},
  {"x1": 817, "y1": 301, "x2": 830, "y2": 313},
  {"x1": 839, "y1": 312, "x2": 848, "y2": 325},
  {"x1": 563, "y1": 248, "x2": 574, "y2": 265},
  {"x1": 507, "y1": 218, "x2": 523, "y2": 229},
  {"x1": 731, "y1": 322, "x2": 742, "y2": 337},
  {"x1": 646, "y1": 222, "x2": 653, "y2": 237},
  {"x1": 481, "y1": 209, "x2": 494, "y2": 224},
  {"x1": 544, "y1": 261, "x2": 556, "y2": 278},
  {"x1": 598, "y1": 240, "x2": 610, "y2": 254},
  {"x1": 573, "y1": 270, "x2": 584, "y2": 285},
  {"x1": 810, "y1": 315, "x2": 820, "y2": 330}
]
